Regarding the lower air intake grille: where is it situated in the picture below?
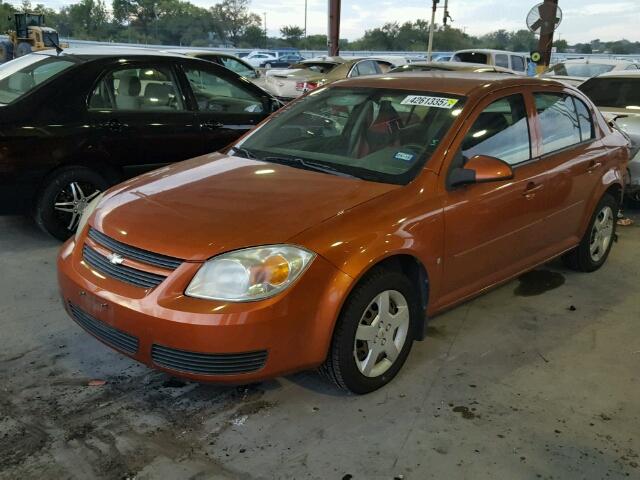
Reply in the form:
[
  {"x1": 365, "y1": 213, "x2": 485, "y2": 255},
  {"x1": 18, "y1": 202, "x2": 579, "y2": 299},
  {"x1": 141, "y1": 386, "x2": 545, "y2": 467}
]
[
  {"x1": 83, "y1": 245, "x2": 166, "y2": 289},
  {"x1": 151, "y1": 344, "x2": 268, "y2": 375},
  {"x1": 68, "y1": 302, "x2": 139, "y2": 355}
]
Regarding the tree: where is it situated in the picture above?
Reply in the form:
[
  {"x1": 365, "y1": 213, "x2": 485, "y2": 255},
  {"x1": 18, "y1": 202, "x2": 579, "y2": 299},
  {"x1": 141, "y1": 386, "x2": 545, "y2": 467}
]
[
  {"x1": 553, "y1": 39, "x2": 568, "y2": 53},
  {"x1": 280, "y1": 25, "x2": 303, "y2": 46},
  {"x1": 211, "y1": 0, "x2": 261, "y2": 46},
  {"x1": 0, "y1": 1, "x2": 16, "y2": 33}
]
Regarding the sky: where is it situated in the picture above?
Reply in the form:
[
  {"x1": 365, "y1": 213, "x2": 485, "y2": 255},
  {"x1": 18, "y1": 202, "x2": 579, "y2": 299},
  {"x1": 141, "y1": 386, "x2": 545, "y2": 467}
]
[{"x1": 17, "y1": 0, "x2": 640, "y2": 43}]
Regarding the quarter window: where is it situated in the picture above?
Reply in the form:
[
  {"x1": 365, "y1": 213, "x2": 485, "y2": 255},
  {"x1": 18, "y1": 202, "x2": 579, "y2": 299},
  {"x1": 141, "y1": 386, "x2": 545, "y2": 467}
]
[
  {"x1": 573, "y1": 97, "x2": 594, "y2": 142},
  {"x1": 495, "y1": 54, "x2": 509, "y2": 69},
  {"x1": 89, "y1": 65, "x2": 184, "y2": 111},
  {"x1": 534, "y1": 93, "x2": 582, "y2": 154},
  {"x1": 510, "y1": 55, "x2": 525, "y2": 72},
  {"x1": 461, "y1": 94, "x2": 531, "y2": 166},
  {"x1": 183, "y1": 66, "x2": 263, "y2": 114}
]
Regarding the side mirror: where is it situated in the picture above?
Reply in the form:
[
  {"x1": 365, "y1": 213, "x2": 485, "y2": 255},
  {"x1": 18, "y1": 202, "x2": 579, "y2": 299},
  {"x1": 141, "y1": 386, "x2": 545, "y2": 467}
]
[{"x1": 449, "y1": 155, "x2": 514, "y2": 188}]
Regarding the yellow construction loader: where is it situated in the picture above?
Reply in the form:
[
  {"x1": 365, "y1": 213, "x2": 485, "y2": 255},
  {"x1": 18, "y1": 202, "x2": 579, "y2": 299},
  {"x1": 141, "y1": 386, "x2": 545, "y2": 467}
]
[{"x1": 0, "y1": 13, "x2": 67, "y2": 63}]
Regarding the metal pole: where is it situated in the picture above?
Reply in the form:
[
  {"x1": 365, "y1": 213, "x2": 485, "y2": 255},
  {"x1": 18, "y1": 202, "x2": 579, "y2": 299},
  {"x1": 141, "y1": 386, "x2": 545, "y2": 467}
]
[
  {"x1": 304, "y1": 0, "x2": 308, "y2": 38},
  {"x1": 536, "y1": 0, "x2": 559, "y2": 73},
  {"x1": 328, "y1": 0, "x2": 341, "y2": 56},
  {"x1": 263, "y1": 12, "x2": 267, "y2": 48},
  {"x1": 427, "y1": 0, "x2": 437, "y2": 61}
]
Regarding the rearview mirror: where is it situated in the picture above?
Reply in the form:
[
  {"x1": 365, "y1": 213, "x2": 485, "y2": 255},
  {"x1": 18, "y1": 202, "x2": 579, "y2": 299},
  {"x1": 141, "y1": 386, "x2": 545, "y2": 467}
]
[{"x1": 449, "y1": 155, "x2": 513, "y2": 188}]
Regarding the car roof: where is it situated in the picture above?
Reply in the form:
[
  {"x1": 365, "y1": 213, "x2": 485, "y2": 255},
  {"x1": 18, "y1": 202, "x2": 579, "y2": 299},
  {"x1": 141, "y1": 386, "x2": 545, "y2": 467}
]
[
  {"x1": 560, "y1": 58, "x2": 633, "y2": 65},
  {"x1": 35, "y1": 46, "x2": 193, "y2": 60},
  {"x1": 333, "y1": 72, "x2": 564, "y2": 96},
  {"x1": 405, "y1": 61, "x2": 504, "y2": 70},
  {"x1": 588, "y1": 70, "x2": 640, "y2": 78},
  {"x1": 453, "y1": 49, "x2": 524, "y2": 55}
]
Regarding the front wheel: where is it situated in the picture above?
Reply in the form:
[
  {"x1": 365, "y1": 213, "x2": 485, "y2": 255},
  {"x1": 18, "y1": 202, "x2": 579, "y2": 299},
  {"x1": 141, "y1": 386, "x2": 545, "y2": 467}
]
[
  {"x1": 562, "y1": 193, "x2": 617, "y2": 272},
  {"x1": 34, "y1": 166, "x2": 110, "y2": 241},
  {"x1": 319, "y1": 268, "x2": 419, "y2": 394},
  {"x1": 15, "y1": 41, "x2": 32, "y2": 58}
]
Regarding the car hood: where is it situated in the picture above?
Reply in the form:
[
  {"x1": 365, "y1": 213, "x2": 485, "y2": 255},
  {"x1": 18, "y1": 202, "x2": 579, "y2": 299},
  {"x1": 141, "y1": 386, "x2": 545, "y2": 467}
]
[{"x1": 92, "y1": 153, "x2": 398, "y2": 261}]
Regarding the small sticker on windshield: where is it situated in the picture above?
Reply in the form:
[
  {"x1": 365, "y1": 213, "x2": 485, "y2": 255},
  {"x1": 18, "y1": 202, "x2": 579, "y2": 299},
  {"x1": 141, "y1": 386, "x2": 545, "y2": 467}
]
[
  {"x1": 401, "y1": 95, "x2": 459, "y2": 109},
  {"x1": 394, "y1": 151, "x2": 415, "y2": 162}
]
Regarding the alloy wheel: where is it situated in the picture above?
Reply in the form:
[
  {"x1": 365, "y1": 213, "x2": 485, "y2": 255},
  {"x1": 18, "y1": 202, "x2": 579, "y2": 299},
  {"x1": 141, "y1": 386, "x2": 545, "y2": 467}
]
[
  {"x1": 53, "y1": 181, "x2": 101, "y2": 232},
  {"x1": 589, "y1": 205, "x2": 614, "y2": 262},
  {"x1": 353, "y1": 290, "x2": 410, "y2": 378}
]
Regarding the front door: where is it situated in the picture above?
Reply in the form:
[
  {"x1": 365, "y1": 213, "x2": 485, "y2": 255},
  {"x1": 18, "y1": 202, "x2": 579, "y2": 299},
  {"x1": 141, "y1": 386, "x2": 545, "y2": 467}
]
[
  {"x1": 440, "y1": 92, "x2": 553, "y2": 305},
  {"x1": 87, "y1": 62, "x2": 200, "y2": 173},
  {"x1": 180, "y1": 63, "x2": 268, "y2": 155}
]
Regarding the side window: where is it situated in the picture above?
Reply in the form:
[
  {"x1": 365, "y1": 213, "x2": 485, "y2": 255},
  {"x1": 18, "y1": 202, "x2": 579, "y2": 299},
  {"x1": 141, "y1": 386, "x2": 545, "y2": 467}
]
[
  {"x1": 495, "y1": 54, "x2": 509, "y2": 69},
  {"x1": 219, "y1": 58, "x2": 255, "y2": 78},
  {"x1": 183, "y1": 66, "x2": 264, "y2": 114},
  {"x1": 89, "y1": 65, "x2": 184, "y2": 111},
  {"x1": 573, "y1": 97, "x2": 594, "y2": 142},
  {"x1": 352, "y1": 61, "x2": 377, "y2": 77},
  {"x1": 510, "y1": 55, "x2": 525, "y2": 72},
  {"x1": 461, "y1": 94, "x2": 531, "y2": 166},
  {"x1": 534, "y1": 93, "x2": 582, "y2": 154}
]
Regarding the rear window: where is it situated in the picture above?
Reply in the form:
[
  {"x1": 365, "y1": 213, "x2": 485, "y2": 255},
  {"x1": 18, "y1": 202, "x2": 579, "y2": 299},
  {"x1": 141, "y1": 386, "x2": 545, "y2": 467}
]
[
  {"x1": 0, "y1": 55, "x2": 76, "y2": 105},
  {"x1": 542, "y1": 63, "x2": 615, "y2": 78},
  {"x1": 292, "y1": 62, "x2": 338, "y2": 74},
  {"x1": 579, "y1": 77, "x2": 640, "y2": 109},
  {"x1": 453, "y1": 52, "x2": 488, "y2": 65}
]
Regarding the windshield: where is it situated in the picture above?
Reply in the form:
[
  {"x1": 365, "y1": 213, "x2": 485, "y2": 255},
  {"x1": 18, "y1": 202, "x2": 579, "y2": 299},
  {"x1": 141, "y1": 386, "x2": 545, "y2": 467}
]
[
  {"x1": 0, "y1": 55, "x2": 76, "y2": 105},
  {"x1": 234, "y1": 87, "x2": 466, "y2": 185},
  {"x1": 453, "y1": 52, "x2": 488, "y2": 64},
  {"x1": 543, "y1": 63, "x2": 615, "y2": 78},
  {"x1": 579, "y1": 77, "x2": 640, "y2": 109}
]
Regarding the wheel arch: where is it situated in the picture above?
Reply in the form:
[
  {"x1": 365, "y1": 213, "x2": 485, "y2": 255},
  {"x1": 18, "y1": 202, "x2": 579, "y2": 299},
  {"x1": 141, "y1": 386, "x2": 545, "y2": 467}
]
[{"x1": 338, "y1": 253, "x2": 431, "y2": 342}]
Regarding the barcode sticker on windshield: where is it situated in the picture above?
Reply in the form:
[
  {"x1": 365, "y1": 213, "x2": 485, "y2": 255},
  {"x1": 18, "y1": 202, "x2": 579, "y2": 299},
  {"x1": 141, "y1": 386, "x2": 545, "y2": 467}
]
[{"x1": 401, "y1": 95, "x2": 459, "y2": 109}]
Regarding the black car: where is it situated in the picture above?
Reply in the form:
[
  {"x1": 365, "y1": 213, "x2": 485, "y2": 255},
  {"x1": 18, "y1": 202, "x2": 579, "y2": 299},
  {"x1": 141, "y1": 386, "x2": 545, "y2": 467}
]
[
  {"x1": 260, "y1": 54, "x2": 305, "y2": 69},
  {"x1": 0, "y1": 47, "x2": 279, "y2": 239}
]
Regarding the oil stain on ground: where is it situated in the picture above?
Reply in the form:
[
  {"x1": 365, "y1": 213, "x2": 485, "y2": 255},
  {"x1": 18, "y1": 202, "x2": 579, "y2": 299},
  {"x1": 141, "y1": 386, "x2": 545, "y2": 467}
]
[{"x1": 514, "y1": 270, "x2": 565, "y2": 297}]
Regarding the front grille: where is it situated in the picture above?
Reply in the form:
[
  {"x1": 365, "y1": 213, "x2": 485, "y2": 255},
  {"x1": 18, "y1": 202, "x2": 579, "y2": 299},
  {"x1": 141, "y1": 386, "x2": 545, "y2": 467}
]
[
  {"x1": 83, "y1": 245, "x2": 166, "y2": 288},
  {"x1": 151, "y1": 344, "x2": 268, "y2": 375},
  {"x1": 88, "y1": 228, "x2": 182, "y2": 270},
  {"x1": 68, "y1": 302, "x2": 139, "y2": 355}
]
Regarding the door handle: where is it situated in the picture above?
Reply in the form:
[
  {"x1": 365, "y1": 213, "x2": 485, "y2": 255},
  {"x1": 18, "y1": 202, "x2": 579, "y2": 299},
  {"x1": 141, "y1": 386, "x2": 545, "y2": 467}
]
[
  {"x1": 587, "y1": 161, "x2": 602, "y2": 174},
  {"x1": 523, "y1": 182, "x2": 544, "y2": 198},
  {"x1": 200, "y1": 120, "x2": 224, "y2": 131},
  {"x1": 99, "y1": 119, "x2": 125, "y2": 132}
]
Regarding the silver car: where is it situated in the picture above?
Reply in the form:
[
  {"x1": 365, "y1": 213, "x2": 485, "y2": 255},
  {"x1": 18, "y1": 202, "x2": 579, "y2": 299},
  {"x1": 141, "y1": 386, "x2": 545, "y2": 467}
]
[{"x1": 580, "y1": 70, "x2": 640, "y2": 207}]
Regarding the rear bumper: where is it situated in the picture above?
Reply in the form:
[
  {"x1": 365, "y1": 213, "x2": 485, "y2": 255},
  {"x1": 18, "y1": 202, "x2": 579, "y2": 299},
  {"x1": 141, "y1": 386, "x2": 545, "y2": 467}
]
[{"x1": 57, "y1": 238, "x2": 353, "y2": 383}]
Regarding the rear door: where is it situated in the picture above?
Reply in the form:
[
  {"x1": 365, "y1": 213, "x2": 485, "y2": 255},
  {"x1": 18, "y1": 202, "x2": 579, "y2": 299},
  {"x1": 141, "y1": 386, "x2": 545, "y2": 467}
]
[
  {"x1": 87, "y1": 60, "x2": 199, "y2": 170},
  {"x1": 530, "y1": 90, "x2": 607, "y2": 250},
  {"x1": 440, "y1": 89, "x2": 554, "y2": 303},
  {"x1": 178, "y1": 62, "x2": 269, "y2": 153}
]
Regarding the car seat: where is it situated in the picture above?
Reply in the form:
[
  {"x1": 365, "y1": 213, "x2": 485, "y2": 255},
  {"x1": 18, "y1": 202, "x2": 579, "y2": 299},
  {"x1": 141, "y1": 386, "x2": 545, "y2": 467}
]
[
  {"x1": 143, "y1": 83, "x2": 173, "y2": 109},
  {"x1": 116, "y1": 76, "x2": 142, "y2": 110},
  {"x1": 357, "y1": 100, "x2": 403, "y2": 157}
]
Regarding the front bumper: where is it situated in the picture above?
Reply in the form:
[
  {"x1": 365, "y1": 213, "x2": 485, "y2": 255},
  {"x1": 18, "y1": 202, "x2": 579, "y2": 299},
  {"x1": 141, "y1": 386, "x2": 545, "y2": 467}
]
[{"x1": 57, "y1": 238, "x2": 353, "y2": 383}]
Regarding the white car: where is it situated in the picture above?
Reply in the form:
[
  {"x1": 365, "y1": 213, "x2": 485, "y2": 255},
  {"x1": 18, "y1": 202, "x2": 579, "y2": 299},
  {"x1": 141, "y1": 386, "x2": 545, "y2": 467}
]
[
  {"x1": 579, "y1": 70, "x2": 640, "y2": 206},
  {"x1": 244, "y1": 51, "x2": 278, "y2": 67},
  {"x1": 541, "y1": 58, "x2": 638, "y2": 86},
  {"x1": 451, "y1": 49, "x2": 528, "y2": 74}
]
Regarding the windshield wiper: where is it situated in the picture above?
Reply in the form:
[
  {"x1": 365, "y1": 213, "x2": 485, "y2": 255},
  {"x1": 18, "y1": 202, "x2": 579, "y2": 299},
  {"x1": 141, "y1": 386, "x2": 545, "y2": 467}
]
[
  {"x1": 229, "y1": 146, "x2": 257, "y2": 159},
  {"x1": 262, "y1": 156, "x2": 357, "y2": 179}
]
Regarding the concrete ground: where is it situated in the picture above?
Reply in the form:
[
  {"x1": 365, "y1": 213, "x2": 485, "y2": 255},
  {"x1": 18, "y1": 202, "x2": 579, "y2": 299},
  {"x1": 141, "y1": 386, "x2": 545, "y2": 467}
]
[{"x1": 0, "y1": 212, "x2": 639, "y2": 480}]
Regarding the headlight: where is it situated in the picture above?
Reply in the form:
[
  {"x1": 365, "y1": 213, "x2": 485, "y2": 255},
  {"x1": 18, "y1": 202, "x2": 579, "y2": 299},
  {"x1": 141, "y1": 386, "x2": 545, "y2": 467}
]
[
  {"x1": 75, "y1": 192, "x2": 105, "y2": 241},
  {"x1": 185, "y1": 245, "x2": 315, "y2": 302}
]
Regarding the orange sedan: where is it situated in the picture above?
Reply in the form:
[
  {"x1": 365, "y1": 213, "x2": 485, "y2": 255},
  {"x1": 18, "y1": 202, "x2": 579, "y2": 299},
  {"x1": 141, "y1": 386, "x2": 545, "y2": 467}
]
[{"x1": 58, "y1": 73, "x2": 629, "y2": 394}]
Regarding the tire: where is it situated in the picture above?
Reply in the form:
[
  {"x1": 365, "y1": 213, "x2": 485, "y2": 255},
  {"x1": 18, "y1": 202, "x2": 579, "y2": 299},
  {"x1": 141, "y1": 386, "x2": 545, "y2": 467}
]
[
  {"x1": 34, "y1": 166, "x2": 111, "y2": 241},
  {"x1": 15, "y1": 41, "x2": 32, "y2": 58},
  {"x1": 0, "y1": 40, "x2": 14, "y2": 63},
  {"x1": 625, "y1": 190, "x2": 640, "y2": 210},
  {"x1": 562, "y1": 193, "x2": 618, "y2": 272},
  {"x1": 319, "y1": 267, "x2": 420, "y2": 394}
]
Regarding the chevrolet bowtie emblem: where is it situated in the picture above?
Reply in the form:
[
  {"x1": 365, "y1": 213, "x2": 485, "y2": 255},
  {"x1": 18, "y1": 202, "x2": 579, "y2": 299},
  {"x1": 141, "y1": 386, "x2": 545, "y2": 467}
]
[{"x1": 108, "y1": 252, "x2": 124, "y2": 265}]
